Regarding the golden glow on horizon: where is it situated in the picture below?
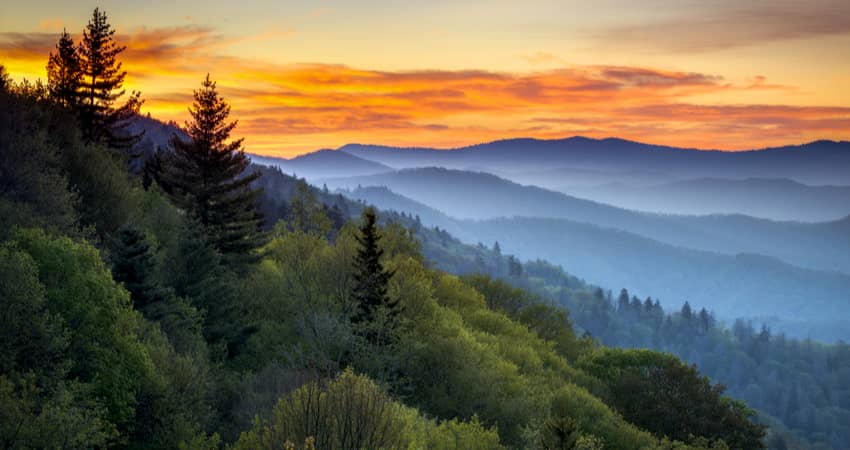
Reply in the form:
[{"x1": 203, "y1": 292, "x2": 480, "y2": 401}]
[{"x1": 2, "y1": 1, "x2": 849, "y2": 157}]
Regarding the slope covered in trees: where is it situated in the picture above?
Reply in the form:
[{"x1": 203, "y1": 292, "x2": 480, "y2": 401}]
[
  {"x1": 154, "y1": 147, "x2": 850, "y2": 449},
  {"x1": 0, "y1": 12, "x2": 772, "y2": 448},
  {"x1": 341, "y1": 183, "x2": 850, "y2": 342}
]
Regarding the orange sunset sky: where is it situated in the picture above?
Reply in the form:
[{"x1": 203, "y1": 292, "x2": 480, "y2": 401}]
[{"x1": 2, "y1": 0, "x2": 850, "y2": 157}]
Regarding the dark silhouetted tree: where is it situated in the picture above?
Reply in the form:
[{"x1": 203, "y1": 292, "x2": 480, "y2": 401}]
[
  {"x1": 77, "y1": 8, "x2": 143, "y2": 149},
  {"x1": 46, "y1": 29, "x2": 81, "y2": 108},
  {"x1": 0, "y1": 65, "x2": 9, "y2": 92},
  {"x1": 155, "y1": 75, "x2": 264, "y2": 271},
  {"x1": 351, "y1": 207, "x2": 398, "y2": 337}
]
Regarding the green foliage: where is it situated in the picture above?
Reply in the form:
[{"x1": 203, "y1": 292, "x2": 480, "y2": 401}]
[
  {"x1": 62, "y1": 133, "x2": 143, "y2": 238},
  {"x1": 462, "y1": 274, "x2": 588, "y2": 361},
  {"x1": 166, "y1": 221, "x2": 251, "y2": 359},
  {"x1": 579, "y1": 348, "x2": 766, "y2": 449},
  {"x1": 539, "y1": 417, "x2": 603, "y2": 450},
  {"x1": 110, "y1": 223, "x2": 207, "y2": 356},
  {"x1": 0, "y1": 78, "x2": 80, "y2": 237},
  {"x1": 130, "y1": 320, "x2": 213, "y2": 449},
  {"x1": 12, "y1": 229, "x2": 153, "y2": 433},
  {"x1": 288, "y1": 179, "x2": 332, "y2": 236},
  {"x1": 555, "y1": 283, "x2": 849, "y2": 449},
  {"x1": 111, "y1": 224, "x2": 166, "y2": 309},
  {"x1": 0, "y1": 374, "x2": 116, "y2": 449},
  {"x1": 1, "y1": 229, "x2": 215, "y2": 449},
  {"x1": 233, "y1": 369, "x2": 502, "y2": 450}
]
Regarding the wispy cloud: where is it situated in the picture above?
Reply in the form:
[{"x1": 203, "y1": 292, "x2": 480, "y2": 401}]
[{"x1": 595, "y1": 0, "x2": 850, "y2": 52}]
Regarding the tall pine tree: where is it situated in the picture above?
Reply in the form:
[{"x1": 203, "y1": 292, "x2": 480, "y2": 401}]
[
  {"x1": 155, "y1": 75, "x2": 264, "y2": 271},
  {"x1": 351, "y1": 208, "x2": 398, "y2": 337},
  {"x1": 46, "y1": 29, "x2": 81, "y2": 108},
  {"x1": 77, "y1": 8, "x2": 142, "y2": 149}
]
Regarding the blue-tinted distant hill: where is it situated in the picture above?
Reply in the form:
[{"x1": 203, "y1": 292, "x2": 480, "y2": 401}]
[
  {"x1": 249, "y1": 149, "x2": 393, "y2": 181},
  {"x1": 340, "y1": 186, "x2": 458, "y2": 231},
  {"x1": 323, "y1": 167, "x2": 850, "y2": 275},
  {"x1": 343, "y1": 185, "x2": 850, "y2": 342},
  {"x1": 339, "y1": 137, "x2": 850, "y2": 185},
  {"x1": 558, "y1": 178, "x2": 850, "y2": 222}
]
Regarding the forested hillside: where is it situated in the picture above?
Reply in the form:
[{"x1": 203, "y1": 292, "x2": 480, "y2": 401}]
[
  {"x1": 330, "y1": 183, "x2": 850, "y2": 449},
  {"x1": 0, "y1": 9, "x2": 773, "y2": 449},
  {"x1": 135, "y1": 141, "x2": 850, "y2": 449},
  {"x1": 342, "y1": 184, "x2": 850, "y2": 342}
]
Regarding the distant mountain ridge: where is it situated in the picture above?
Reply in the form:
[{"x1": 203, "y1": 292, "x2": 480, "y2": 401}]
[
  {"x1": 338, "y1": 137, "x2": 850, "y2": 185},
  {"x1": 249, "y1": 149, "x2": 392, "y2": 181},
  {"x1": 344, "y1": 184, "x2": 850, "y2": 342},
  {"x1": 323, "y1": 167, "x2": 850, "y2": 275},
  {"x1": 558, "y1": 177, "x2": 850, "y2": 222}
]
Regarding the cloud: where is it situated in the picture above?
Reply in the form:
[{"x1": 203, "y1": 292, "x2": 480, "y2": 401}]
[
  {"x1": 1, "y1": 24, "x2": 847, "y2": 155},
  {"x1": 595, "y1": 0, "x2": 850, "y2": 52},
  {"x1": 0, "y1": 32, "x2": 56, "y2": 60}
]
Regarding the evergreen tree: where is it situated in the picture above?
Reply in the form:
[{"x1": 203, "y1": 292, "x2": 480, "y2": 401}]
[
  {"x1": 110, "y1": 224, "x2": 161, "y2": 309},
  {"x1": 617, "y1": 288, "x2": 630, "y2": 312},
  {"x1": 46, "y1": 29, "x2": 81, "y2": 108},
  {"x1": 643, "y1": 297, "x2": 654, "y2": 314},
  {"x1": 681, "y1": 301, "x2": 693, "y2": 322},
  {"x1": 111, "y1": 224, "x2": 207, "y2": 355},
  {"x1": 351, "y1": 208, "x2": 398, "y2": 333},
  {"x1": 77, "y1": 8, "x2": 143, "y2": 149},
  {"x1": 630, "y1": 296, "x2": 642, "y2": 314},
  {"x1": 155, "y1": 75, "x2": 264, "y2": 271},
  {"x1": 697, "y1": 308, "x2": 712, "y2": 334},
  {"x1": 167, "y1": 221, "x2": 250, "y2": 357}
]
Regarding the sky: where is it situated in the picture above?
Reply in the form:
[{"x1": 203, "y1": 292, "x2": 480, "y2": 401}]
[{"x1": 2, "y1": 0, "x2": 850, "y2": 157}]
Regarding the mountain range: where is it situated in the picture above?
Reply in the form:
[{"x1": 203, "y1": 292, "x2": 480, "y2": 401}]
[
  {"x1": 132, "y1": 120, "x2": 850, "y2": 341},
  {"x1": 342, "y1": 185, "x2": 850, "y2": 342},
  {"x1": 324, "y1": 167, "x2": 850, "y2": 275},
  {"x1": 250, "y1": 149, "x2": 392, "y2": 180},
  {"x1": 556, "y1": 178, "x2": 850, "y2": 222},
  {"x1": 338, "y1": 137, "x2": 850, "y2": 185}
]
